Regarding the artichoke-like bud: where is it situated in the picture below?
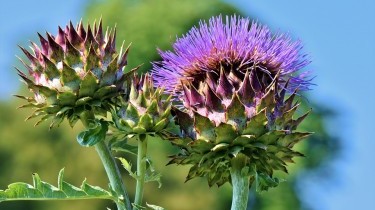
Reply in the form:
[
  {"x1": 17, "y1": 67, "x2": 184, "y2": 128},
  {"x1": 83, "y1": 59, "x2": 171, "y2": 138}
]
[
  {"x1": 169, "y1": 72, "x2": 311, "y2": 188},
  {"x1": 153, "y1": 15, "x2": 313, "y2": 189},
  {"x1": 112, "y1": 73, "x2": 173, "y2": 135},
  {"x1": 16, "y1": 19, "x2": 133, "y2": 128}
]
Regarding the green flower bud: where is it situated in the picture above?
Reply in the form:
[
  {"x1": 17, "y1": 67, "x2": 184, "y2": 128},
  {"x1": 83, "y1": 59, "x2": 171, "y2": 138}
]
[
  {"x1": 16, "y1": 19, "x2": 134, "y2": 128},
  {"x1": 112, "y1": 73, "x2": 173, "y2": 136}
]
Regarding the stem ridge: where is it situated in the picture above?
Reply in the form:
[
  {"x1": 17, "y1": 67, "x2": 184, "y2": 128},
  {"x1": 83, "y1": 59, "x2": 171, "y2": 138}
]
[
  {"x1": 230, "y1": 154, "x2": 250, "y2": 210},
  {"x1": 134, "y1": 136, "x2": 148, "y2": 209}
]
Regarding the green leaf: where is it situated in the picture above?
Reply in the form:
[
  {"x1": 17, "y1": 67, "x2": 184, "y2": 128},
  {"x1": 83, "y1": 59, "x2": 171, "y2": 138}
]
[
  {"x1": 146, "y1": 203, "x2": 165, "y2": 210},
  {"x1": 77, "y1": 119, "x2": 108, "y2": 147},
  {"x1": 132, "y1": 203, "x2": 146, "y2": 210},
  {"x1": 0, "y1": 169, "x2": 115, "y2": 202},
  {"x1": 111, "y1": 141, "x2": 138, "y2": 156},
  {"x1": 145, "y1": 171, "x2": 162, "y2": 188},
  {"x1": 117, "y1": 157, "x2": 137, "y2": 179},
  {"x1": 144, "y1": 158, "x2": 162, "y2": 188}
]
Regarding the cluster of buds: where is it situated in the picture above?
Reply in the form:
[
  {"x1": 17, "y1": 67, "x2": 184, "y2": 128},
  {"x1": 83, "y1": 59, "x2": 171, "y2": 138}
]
[{"x1": 16, "y1": 19, "x2": 132, "y2": 128}]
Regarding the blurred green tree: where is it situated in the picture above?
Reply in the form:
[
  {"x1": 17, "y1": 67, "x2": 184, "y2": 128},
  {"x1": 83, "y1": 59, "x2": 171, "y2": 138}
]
[{"x1": 0, "y1": 0, "x2": 339, "y2": 210}]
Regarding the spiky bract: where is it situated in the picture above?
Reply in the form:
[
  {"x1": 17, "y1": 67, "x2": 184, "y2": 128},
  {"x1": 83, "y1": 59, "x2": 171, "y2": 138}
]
[
  {"x1": 168, "y1": 76, "x2": 311, "y2": 187},
  {"x1": 16, "y1": 19, "x2": 133, "y2": 128},
  {"x1": 112, "y1": 73, "x2": 173, "y2": 136}
]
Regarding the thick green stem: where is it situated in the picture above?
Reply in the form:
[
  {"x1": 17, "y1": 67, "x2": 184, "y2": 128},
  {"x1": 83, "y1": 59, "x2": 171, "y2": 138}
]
[
  {"x1": 230, "y1": 154, "x2": 250, "y2": 210},
  {"x1": 95, "y1": 141, "x2": 132, "y2": 210},
  {"x1": 80, "y1": 113, "x2": 132, "y2": 210},
  {"x1": 134, "y1": 135, "x2": 148, "y2": 209}
]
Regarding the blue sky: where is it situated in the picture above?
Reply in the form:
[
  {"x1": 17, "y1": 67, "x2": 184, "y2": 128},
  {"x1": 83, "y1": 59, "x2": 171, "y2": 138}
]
[{"x1": 1, "y1": 0, "x2": 374, "y2": 209}]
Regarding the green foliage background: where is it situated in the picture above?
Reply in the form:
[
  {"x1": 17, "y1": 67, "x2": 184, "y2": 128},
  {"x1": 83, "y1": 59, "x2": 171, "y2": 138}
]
[{"x1": 0, "y1": 0, "x2": 339, "y2": 209}]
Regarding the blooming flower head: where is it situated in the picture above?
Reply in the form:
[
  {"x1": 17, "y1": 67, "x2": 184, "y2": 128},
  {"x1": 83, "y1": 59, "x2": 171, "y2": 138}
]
[
  {"x1": 153, "y1": 16, "x2": 312, "y2": 189},
  {"x1": 153, "y1": 15, "x2": 311, "y2": 96},
  {"x1": 16, "y1": 19, "x2": 134, "y2": 128}
]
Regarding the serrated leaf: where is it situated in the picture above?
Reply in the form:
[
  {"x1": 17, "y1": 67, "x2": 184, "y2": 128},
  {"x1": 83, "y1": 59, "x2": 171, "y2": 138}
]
[
  {"x1": 146, "y1": 203, "x2": 165, "y2": 210},
  {"x1": 76, "y1": 119, "x2": 108, "y2": 147},
  {"x1": 132, "y1": 203, "x2": 146, "y2": 210},
  {"x1": 0, "y1": 169, "x2": 115, "y2": 202},
  {"x1": 145, "y1": 171, "x2": 162, "y2": 188},
  {"x1": 117, "y1": 157, "x2": 137, "y2": 179}
]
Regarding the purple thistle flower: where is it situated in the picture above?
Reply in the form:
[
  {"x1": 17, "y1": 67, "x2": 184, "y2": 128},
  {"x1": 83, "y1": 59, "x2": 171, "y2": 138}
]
[
  {"x1": 155, "y1": 15, "x2": 313, "y2": 189},
  {"x1": 152, "y1": 15, "x2": 311, "y2": 96}
]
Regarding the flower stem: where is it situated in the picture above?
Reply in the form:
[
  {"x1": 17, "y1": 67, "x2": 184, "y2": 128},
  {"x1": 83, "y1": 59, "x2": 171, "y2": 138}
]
[
  {"x1": 230, "y1": 154, "x2": 250, "y2": 210},
  {"x1": 134, "y1": 135, "x2": 148, "y2": 209},
  {"x1": 79, "y1": 112, "x2": 132, "y2": 210},
  {"x1": 95, "y1": 141, "x2": 132, "y2": 210}
]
